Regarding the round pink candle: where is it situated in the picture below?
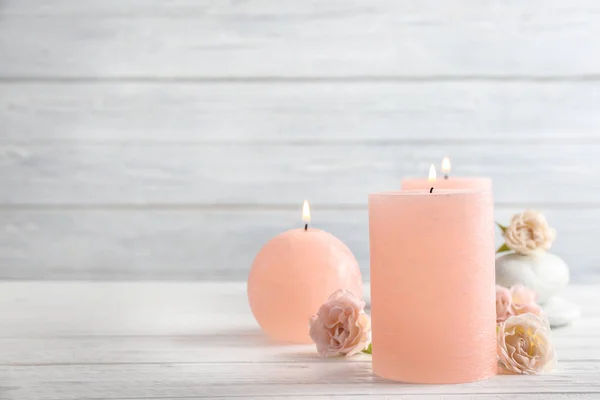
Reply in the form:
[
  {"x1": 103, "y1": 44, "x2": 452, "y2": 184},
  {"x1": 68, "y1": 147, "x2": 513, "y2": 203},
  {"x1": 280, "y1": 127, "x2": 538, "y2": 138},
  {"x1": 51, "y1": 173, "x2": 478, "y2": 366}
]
[
  {"x1": 368, "y1": 189, "x2": 496, "y2": 383},
  {"x1": 248, "y1": 202, "x2": 363, "y2": 344}
]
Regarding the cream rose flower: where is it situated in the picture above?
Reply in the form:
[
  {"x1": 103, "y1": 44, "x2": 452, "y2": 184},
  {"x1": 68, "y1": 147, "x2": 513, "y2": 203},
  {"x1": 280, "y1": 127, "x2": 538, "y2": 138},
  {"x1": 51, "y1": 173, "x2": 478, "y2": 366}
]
[
  {"x1": 497, "y1": 313, "x2": 557, "y2": 374},
  {"x1": 309, "y1": 289, "x2": 371, "y2": 357},
  {"x1": 503, "y1": 210, "x2": 556, "y2": 255}
]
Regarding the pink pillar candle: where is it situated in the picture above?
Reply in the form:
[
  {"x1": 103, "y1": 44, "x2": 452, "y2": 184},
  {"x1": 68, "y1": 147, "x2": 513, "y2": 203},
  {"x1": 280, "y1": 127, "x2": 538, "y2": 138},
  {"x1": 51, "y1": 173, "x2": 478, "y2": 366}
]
[
  {"x1": 369, "y1": 189, "x2": 496, "y2": 383},
  {"x1": 248, "y1": 228, "x2": 363, "y2": 344},
  {"x1": 402, "y1": 177, "x2": 492, "y2": 192}
]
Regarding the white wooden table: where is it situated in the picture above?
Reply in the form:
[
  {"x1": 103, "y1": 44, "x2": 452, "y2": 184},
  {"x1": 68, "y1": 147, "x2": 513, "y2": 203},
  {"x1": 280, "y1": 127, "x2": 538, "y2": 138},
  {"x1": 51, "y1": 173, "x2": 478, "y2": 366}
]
[{"x1": 1, "y1": 282, "x2": 599, "y2": 399}]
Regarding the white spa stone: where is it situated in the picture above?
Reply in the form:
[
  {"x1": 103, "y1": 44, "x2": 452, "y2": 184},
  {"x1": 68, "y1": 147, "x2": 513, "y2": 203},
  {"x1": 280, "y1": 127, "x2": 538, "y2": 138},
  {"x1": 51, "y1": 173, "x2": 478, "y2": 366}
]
[
  {"x1": 495, "y1": 252, "x2": 569, "y2": 305},
  {"x1": 542, "y1": 296, "x2": 582, "y2": 327},
  {"x1": 496, "y1": 252, "x2": 580, "y2": 327}
]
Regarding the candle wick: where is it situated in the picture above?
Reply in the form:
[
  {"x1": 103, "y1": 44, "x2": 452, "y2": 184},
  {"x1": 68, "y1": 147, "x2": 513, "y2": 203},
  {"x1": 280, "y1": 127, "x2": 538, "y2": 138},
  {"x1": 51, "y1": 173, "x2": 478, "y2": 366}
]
[
  {"x1": 444, "y1": 174, "x2": 449, "y2": 180},
  {"x1": 304, "y1": 223, "x2": 308, "y2": 231},
  {"x1": 429, "y1": 187, "x2": 434, "y2": 193}
]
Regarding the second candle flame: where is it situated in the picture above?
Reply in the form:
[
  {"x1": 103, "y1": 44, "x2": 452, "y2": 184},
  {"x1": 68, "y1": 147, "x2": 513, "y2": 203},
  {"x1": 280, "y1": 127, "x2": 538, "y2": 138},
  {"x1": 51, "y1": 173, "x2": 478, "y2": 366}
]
[
  {"x1": 442, "y1": 157, "x2": 451, "y2": 175},
  {"x1": 428, "y1": 164, "x2": 437, "y2": 182},
  {"x1": 302, "y1": 200, "x2": 311, "y2": 224}
]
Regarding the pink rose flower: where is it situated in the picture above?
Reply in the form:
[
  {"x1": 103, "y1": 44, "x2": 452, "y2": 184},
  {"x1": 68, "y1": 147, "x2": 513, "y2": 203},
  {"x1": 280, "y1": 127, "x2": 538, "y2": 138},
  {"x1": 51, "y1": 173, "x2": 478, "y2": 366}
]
[
  {"x1": 495, "y1": 285, "x2": 512, "y2": 323},
  {"x1": 497, "y1": 313, "x2": 557, "y2": 374},
  {"x1": 495, "y1": 284, "x2": 542, "y2": 323},
  {"x1": 510, "y1": 284, "x2": 542, "y2": 317},
  {"x1": 309, "y1": 289, "x2": 371, "y2": 357}
]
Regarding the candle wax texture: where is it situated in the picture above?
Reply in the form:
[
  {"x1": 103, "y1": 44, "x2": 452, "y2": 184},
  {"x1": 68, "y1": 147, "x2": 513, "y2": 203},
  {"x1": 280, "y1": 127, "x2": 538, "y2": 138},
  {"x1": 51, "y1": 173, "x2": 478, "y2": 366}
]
[
  {"x1": 402, "y1": 177, "x2": 492, "y2": 192},
  {"x1": 369, "y1": 190, "x2": 496, "y2": 383},
  {"x1": 248, "y1": 228, "x2": 363, "y2": 344}
]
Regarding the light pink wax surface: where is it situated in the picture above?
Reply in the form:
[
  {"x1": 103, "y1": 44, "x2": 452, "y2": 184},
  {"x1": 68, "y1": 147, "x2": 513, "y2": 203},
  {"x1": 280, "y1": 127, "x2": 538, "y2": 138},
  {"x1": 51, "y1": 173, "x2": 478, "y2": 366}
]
[
  {"x1": 369, "y1": 190, "x2": 496, "y2": 383},
  {"x1": 248, "y1": 228, "x2": 363, "y2": 344},
  {"x1": 402, "y1": 177, "x2": 492, "y2": 192}
]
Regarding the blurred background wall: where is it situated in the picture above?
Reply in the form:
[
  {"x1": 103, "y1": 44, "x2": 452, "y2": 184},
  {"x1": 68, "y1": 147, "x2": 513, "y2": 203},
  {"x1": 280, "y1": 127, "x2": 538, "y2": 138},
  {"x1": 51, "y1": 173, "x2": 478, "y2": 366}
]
[{"x1": 0, "y1": 0, "x2": 599, "y2": 281}]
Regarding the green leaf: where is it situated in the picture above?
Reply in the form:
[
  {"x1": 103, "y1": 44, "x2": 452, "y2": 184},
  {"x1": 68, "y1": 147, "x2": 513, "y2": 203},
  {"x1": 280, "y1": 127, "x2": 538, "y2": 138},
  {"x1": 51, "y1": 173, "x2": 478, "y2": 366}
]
[
  {"x1": 496, "y1": 222, "x2": 508, "y2": 233},
  {"x1": 496, "y1": 243, "x2": 511, "y2": 254},
  {"x1": 362, "y1": 343, "x2": 372, "y2": 354}
]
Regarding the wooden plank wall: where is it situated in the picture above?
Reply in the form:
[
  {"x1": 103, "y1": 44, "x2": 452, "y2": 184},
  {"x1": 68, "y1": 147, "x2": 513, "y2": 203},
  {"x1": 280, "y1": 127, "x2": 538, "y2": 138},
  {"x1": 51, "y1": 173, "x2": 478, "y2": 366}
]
[{"x1": 0, "y1": 0, "x2": 598, "y2": 281}]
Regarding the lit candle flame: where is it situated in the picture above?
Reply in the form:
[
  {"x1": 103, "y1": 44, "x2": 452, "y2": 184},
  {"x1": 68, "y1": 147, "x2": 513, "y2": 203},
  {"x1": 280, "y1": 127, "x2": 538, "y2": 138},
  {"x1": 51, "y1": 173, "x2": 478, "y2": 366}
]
[
  {"x1": 441, "y1": 156, "x2": 451, "y2": 175},
  {"x1": 302, "y1": 200, "x2": 311, "y2": 224},
  {"x1": 428, "y1": 164, "x2": 437, "y2": 182}
]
